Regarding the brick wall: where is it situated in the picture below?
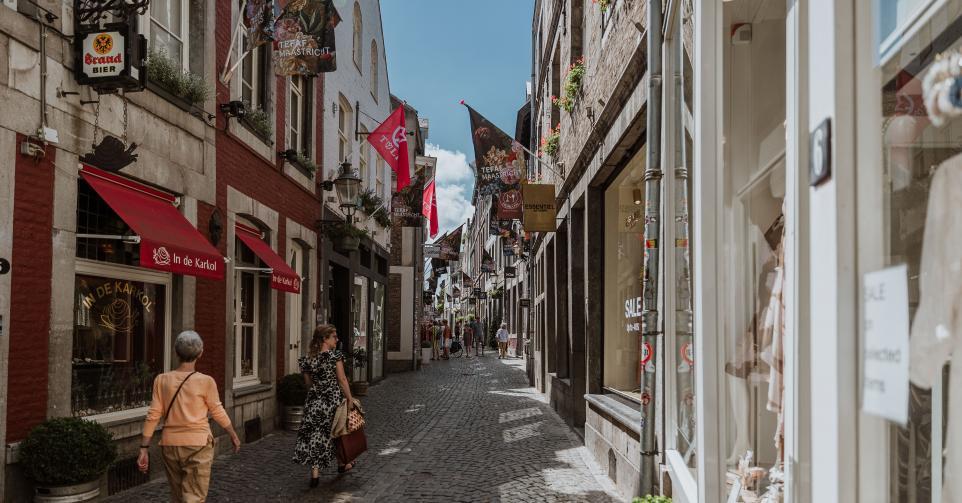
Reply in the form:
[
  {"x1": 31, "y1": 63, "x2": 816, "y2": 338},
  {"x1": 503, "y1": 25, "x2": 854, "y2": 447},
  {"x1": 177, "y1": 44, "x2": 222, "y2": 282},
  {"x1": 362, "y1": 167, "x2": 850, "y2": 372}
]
[
  {"x1": 6, "y1": 136, "x2": 56, "y2": 441},
  {"x1": 194, "y1": 201, "x2": 227, "y2": 394}
]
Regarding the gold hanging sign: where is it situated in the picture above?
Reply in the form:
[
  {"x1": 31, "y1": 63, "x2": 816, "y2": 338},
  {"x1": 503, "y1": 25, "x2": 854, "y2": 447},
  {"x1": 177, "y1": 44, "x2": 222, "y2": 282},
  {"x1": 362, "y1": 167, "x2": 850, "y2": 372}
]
[{"x1": 521, "y1": 184, "x2": 557, "y2": 232}]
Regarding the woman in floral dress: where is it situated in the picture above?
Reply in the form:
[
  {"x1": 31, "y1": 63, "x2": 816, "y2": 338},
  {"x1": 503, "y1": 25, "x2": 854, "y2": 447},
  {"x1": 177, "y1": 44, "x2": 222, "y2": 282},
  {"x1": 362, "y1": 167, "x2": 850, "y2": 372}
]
[{"x1": 292, "y1": 325, "x2": 356, "y2": 486}]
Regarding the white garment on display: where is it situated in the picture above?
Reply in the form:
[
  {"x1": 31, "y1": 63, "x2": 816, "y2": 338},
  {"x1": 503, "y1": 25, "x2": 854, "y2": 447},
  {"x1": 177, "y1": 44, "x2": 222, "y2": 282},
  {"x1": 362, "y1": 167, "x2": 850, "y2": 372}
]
[{"x1": 909, "y1": 152, "x2": 962, "y2": 502}]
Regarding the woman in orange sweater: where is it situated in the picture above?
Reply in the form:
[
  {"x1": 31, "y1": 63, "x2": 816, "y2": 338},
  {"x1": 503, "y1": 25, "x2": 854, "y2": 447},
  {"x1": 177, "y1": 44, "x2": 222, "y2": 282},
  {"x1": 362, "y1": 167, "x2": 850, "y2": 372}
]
[{"x1": 138, "y1": 331, "x2": 241, "y2": 503}]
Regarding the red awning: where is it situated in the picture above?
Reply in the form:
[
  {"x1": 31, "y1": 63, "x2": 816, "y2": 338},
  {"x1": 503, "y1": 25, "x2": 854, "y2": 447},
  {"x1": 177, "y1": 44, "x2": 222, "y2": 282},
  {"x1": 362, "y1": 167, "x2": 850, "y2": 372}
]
[
  {"x1": 235, "y1": 224, "x2": 301, "y2": 293},
  {"x1": 79, "y1": 164, "x2": 225, "y2": 280}
]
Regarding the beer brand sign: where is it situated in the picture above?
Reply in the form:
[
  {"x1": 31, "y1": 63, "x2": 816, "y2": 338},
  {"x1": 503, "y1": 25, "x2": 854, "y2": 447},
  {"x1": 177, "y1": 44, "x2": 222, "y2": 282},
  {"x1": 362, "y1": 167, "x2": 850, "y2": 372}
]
[{"x1": 82, "y1": 32, "x2": 125, "y2": 77}]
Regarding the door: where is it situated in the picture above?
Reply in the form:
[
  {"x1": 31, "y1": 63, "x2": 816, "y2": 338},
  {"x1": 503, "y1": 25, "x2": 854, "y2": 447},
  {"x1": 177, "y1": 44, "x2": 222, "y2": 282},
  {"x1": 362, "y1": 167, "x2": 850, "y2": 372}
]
[{"x1": 287, "y1": 245, "x2": 304, "y2": 374}]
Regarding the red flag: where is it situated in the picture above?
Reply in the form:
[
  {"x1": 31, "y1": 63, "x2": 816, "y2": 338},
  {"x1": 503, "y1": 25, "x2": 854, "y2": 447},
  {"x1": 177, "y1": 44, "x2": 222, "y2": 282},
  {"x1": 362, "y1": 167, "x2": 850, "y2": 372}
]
[
  {"x1": 422, "y1": 179, "x2": 439, "y2": 238},
  {"x1": 367, "y1": 107, "x2": 411, "y2": 191}
]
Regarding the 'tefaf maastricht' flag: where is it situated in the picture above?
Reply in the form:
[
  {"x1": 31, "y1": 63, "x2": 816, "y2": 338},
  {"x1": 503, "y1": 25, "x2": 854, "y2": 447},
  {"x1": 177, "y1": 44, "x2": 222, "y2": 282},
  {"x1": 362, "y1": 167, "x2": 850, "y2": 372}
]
[
  {"x1": 463, "y1": 102, "x2": 525, "y2": 220},
  {"x1": 422, "y1": 178, "x2": 439, "y2": 238},
  {"x1": 367, "y1": 107, "x2": 411, "y2": 191}
]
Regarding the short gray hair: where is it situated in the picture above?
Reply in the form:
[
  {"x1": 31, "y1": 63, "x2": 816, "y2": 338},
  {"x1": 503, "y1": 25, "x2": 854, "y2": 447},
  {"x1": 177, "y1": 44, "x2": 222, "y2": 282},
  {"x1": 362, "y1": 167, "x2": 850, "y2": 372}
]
[{"x1": 174, "y1": 330, "x2": 204, "y2": 362}]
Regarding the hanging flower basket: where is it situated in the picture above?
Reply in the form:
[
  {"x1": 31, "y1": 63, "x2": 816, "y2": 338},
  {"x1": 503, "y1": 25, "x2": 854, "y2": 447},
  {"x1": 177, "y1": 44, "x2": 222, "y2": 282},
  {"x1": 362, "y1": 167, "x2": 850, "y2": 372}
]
[
  {"x1": 552, "y1": 57, "x2": 586, "y2": 113},
  {"x1": 325, "y1": 222, "x2": 368, "y2": 252},
  {"x1": 539, "y1": 124, "x2": 561, "y2": 158}
]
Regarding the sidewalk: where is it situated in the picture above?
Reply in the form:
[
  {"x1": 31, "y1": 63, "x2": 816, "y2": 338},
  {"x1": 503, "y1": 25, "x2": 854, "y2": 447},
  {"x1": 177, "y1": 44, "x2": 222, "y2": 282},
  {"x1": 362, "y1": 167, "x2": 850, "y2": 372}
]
[{"x1": 106, "y1": 353, "x2": 619, "y2": 502}]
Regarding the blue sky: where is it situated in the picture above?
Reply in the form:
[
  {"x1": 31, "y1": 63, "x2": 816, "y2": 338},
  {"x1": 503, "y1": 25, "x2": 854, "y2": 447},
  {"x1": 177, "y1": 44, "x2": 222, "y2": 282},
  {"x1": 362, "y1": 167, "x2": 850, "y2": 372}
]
[{"x1": 381, "y1": 0, "x2": 534, "y2": 235}]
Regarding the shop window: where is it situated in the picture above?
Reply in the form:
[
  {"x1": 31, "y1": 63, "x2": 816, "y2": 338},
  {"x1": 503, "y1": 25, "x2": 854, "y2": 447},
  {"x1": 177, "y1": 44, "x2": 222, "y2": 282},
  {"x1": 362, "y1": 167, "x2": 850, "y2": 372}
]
[
  {"x1": 352, "y1": 2, "x2": 362, "y2": 69},
  {"x1": 602, "y1": 146, "x2": 645, "y2": 400},
  {"x1": 338, "y1": 96, "x2": 353, "y2": 162},
  {"x1": 72, "y1": 270, "x2": 168, "y2": 417},
  {"x1": 873, "y1": 12, "x2": 962, "y2": 500},
  {"x1": 371, "y1": 281, "x2": 385, "y2": 380},
  {"x1": 352, "y1": 276, "x2": 369, "y2": 381},
  {"x1": 233, "y1": 227, "x2": 269, "y2": 388},
  {"x1": 76, "y1": 180, "x2": 138, "y2": 266},
  {"x1": 287, "y1": 76, "x2": 314, "y2": 157}
]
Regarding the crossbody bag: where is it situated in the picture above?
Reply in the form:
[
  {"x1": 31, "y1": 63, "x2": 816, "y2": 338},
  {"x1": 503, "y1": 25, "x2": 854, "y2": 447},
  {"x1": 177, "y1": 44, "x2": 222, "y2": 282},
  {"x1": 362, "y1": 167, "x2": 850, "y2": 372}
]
[{"x1": 163, "y1": 371, "x2": 197, "y2": 422}]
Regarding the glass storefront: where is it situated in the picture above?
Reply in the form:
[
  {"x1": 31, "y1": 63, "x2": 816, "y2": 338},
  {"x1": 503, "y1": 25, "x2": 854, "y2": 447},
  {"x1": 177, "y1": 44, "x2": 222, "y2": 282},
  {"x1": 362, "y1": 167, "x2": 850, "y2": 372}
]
[
  {"x1": 371, "y1": 281, "x2": 385, "y2": 380},
  {"x1": 353, "y1": 275, "x2": 369, "y2": 381},
  {"x1": 603, "y1": 146, "x2": 646, "y2": 400}
]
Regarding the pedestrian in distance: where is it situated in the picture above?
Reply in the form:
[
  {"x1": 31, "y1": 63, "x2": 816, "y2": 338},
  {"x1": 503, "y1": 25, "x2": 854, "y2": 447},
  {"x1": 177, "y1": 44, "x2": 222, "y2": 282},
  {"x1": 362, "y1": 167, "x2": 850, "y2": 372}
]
[
  {"x1": 496, "y1": 323, "x2": 510, "y2": 359},
  {"x1": 441, "y1": 319, "x2": 452, "y2": 359},
  {"x1": 432, "y1": 321, "x2": 442, "y2": 360},
  {"x1": 463, "y1": 319, "x2": 474, "y2": 358},
  {"x1": 138, "y1": 330, "x2": 242, "y2": 503},
  {"x1": 293, "y1": 325, "x2": 358, "y2": 486},
  {"x1": 471, "y1": 316, "x2": 484, "y2": 356}
]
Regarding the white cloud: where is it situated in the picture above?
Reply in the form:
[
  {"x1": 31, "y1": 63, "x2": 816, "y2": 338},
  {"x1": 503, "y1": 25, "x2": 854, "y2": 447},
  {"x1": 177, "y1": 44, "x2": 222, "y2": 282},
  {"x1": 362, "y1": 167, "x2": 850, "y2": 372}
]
[{"x1": 425, "y1": 143, "x2": 475, "y2": 236}]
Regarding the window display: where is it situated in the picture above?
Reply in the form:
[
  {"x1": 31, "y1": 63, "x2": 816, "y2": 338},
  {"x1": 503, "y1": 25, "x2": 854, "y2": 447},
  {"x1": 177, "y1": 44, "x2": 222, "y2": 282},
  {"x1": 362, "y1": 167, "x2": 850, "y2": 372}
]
[
  {"x1": 876, "y1": 13, "x2": 962, "y2": 499},
  {"x1": 72, "y1": 273, "x2": 167, "y2": 416},
  {"x1": 603, "y1": 146, "x2": 646, "y2": 400},
  {"x1": 371, "y1": 281, "x2": 385, "y2": 381},
  {"x1": 353, "y1": 275, "x2": 369, "y2": 381}
]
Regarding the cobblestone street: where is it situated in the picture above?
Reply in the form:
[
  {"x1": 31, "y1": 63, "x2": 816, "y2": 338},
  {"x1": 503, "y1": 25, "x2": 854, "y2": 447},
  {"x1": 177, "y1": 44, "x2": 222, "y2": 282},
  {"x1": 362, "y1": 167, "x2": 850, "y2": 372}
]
[{"x1": 106, "y1": 353, "x2": 620, "y2": 502}]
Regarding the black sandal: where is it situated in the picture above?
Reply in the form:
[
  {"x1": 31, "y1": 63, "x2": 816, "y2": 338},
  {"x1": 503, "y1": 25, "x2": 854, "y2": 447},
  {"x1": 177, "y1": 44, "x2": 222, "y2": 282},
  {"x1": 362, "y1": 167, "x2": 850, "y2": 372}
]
[{"x1": 337, "y1": 462, "x2": 355, "y2": 473}]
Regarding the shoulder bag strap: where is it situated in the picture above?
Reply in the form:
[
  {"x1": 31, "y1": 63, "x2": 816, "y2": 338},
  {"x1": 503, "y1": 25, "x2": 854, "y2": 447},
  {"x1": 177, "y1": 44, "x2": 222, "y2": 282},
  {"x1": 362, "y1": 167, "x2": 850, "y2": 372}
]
[{"x1": 163, "y1": 371, "x2": 197, "y2": 421}]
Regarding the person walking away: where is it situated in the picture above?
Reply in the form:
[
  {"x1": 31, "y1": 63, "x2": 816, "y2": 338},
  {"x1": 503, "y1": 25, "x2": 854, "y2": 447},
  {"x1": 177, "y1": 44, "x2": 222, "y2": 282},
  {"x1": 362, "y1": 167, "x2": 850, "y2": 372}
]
[
  {"x1": 472, "y1": 317, "x2": 484, "y2": 356},
  {"x1": 463, "y1": 319, "x2": 473, "y2": 358},
  {"x1": 294, "y1": 325, "x2": 358, "y2": 486},
  {"x1": 441, "y1": 320, "x2": 452, "y2": 359},
  {"x1": 431, "y1": 321, "x2": 442, "y2": 360},
  {"x1": 138, "y1": 331, "x2": 241, "y2": 503},
  {"x1": 496, "y1": 323, "x2": 510, "y2": 359}
]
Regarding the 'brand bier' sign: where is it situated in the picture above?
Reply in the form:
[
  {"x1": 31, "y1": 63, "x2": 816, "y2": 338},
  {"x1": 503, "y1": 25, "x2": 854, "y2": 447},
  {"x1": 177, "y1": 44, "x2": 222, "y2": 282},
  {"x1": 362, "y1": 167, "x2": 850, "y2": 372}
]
[{"x1": 74, "y1": 22, "x2": 146, "y2": 93}]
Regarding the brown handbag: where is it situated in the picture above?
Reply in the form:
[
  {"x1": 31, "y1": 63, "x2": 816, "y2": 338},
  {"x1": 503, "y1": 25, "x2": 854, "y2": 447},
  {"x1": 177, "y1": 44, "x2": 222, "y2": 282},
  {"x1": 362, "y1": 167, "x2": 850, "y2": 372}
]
[{"x1": 334, "y1": 427, "x2": 367, "y2": 465}]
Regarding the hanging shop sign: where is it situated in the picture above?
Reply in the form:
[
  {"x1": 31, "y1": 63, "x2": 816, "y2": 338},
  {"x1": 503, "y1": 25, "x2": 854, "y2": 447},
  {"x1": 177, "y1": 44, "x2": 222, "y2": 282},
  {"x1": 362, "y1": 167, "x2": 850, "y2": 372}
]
[
  {"x1": 472, "y1": 287, "x2": 483, "y2": 298},
  {"x1": 522, "y1": 183, "x2": 557, "y2": 232},
  {"x1": 461, "y1": 272, "x2": 474, "y2": 288},
  {"x1": 465, "y1": 104, "x2": 526, "y2": 219},
  {"x1": 73, "y1": 22, "x2": 146, "y2": 93},
  {"x1": 861, "y1": 264, "x2": 910, "y2": 425},
  {"x1": 519, "y1": 298, "x2": 530, "y2": 308},
  {"x1": 424, "y1": 244, "x2": 442, "y2": 259},
  {"x1": 392, "y1": 172, "x2": 425, "y2": 227},
  {"x1": 273, "y1": 0, "x2": 341, "y2": 76},
  {"x1": 504, "y1": 266, "x2": 517, "y2": 279},
  {"x1": 481, "y1": 250, "x2": 496, "y2": 273}
]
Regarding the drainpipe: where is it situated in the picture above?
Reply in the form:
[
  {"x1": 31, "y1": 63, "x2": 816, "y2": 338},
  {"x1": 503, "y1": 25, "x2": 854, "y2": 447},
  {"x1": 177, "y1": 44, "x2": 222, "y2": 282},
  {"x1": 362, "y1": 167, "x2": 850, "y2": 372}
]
[{"x1": 640, "y1": 0, "x2": 664, "y2": 494}]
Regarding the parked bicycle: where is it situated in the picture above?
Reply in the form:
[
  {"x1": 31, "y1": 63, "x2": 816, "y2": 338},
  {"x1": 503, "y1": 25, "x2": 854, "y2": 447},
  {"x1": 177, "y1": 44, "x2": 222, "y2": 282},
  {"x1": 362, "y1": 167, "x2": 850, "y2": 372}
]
[{"x1": 449, "y1": 337, "x2": 464, "y2": 358}]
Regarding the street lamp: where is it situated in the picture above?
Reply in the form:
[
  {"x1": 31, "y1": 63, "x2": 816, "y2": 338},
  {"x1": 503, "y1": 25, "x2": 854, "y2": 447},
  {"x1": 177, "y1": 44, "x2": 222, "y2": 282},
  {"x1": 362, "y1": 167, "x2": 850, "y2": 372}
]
[{"x1": 334, "y1": 161, "x2": 361, "y2": 222}]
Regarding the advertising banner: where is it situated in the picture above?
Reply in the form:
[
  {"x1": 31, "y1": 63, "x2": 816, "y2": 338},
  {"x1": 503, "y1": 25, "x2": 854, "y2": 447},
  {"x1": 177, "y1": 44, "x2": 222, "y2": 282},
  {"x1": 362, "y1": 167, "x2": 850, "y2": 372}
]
[
  {"x1": 437, "y1": 226, "x2": 462, "y2": 261},
  {"x1": 273, "y1": 0, "x2": 340, "y2": 76},
  {"x1": 522, "y1": 183, "x2": 557, "y2": 232},
  {"x1": 465, "y1": 105, "x2": 526, "y2": 219},
  {"x1": 392, "y1": 171, "x2": 425, "y2": 227},
  {"x1": 481, "y1": 250, "x2": 496, "y2": 273}
]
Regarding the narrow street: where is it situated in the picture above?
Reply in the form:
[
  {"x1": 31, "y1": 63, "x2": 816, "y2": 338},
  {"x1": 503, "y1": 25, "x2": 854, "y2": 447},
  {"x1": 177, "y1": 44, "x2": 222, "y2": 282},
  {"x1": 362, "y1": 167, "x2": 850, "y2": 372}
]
[{"x1": 106, "y1": 354, "x2": 619, "y2": 502}]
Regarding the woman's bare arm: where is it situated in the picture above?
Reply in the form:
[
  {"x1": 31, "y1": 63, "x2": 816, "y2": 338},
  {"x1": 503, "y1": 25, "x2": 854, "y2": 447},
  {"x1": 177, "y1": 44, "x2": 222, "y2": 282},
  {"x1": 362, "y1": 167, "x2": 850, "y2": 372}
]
[{"x1": 335, "y1": 361, "x2": 355, "y2": 407}]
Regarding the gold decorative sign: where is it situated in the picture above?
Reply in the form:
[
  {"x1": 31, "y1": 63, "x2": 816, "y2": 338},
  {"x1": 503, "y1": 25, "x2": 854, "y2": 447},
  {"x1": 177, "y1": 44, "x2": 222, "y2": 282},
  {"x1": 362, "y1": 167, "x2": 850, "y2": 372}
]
[{"x1": 522, "y1": 183, "x2": 557, "y2": 232}]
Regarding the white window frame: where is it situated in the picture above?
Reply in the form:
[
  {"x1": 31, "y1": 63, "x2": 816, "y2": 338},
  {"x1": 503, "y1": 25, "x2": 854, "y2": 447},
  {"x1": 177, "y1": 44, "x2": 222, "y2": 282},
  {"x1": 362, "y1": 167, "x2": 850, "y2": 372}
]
[
  {"x1": 370, "y1": 40, "x2": 379, "y2": 100},
  {"x1": 288, "y1": 76, "x2": 305, "y2": 153},
  {"x1": 74, "y1": 258, "x2": 174, "y2": 423},
  {"x1": 338, "y1": 97, "x2": 353, "y2": 162},
  {"x1": 141, "y1": 0, "x2": 190, "y2": 72},
  {"x1": 353, "y1": 2, "x2": 363, "y2": 70},
  {"x1": 240, "y1": 32, "x2": 263, "y2": 109},
  {"x1": 233, "y1": 263, "x2": 262, "y2": 389}
]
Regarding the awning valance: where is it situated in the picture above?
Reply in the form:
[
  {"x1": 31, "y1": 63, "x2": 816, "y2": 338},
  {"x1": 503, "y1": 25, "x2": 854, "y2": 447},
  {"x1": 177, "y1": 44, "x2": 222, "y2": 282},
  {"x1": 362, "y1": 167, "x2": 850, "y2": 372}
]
[
  {"x1": 235, "y1": 224, "x2": 301, "y2": 294},
  {"x1": 79, "y1": 165, "x2": 224, "y2": 280}
]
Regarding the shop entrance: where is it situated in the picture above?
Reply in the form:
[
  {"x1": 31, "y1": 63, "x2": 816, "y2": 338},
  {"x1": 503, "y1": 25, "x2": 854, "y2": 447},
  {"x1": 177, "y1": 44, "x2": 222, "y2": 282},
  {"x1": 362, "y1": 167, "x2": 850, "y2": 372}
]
[{"x1": 329, "y1": 263, "x2": 351, "y2": 353}]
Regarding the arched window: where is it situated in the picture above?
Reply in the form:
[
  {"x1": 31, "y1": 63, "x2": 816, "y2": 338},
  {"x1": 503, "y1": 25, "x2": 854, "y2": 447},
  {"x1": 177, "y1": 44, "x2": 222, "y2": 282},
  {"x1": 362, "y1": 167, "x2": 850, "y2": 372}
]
[
  {"x1": 353, "y1": 2, "x2": 362, "y2": 69},
  {"x1": 370, "y1": 40, "x2": 379, "y2": 99}
]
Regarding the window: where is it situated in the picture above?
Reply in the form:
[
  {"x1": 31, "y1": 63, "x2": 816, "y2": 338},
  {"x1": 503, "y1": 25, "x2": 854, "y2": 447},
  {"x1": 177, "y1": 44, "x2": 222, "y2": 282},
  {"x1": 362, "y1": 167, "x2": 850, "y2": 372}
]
[
  {"x1": 603, "y1": 146, "x2": 645, "y2": 400},
  {"x1": 376, "y1": 156, "x2": 385, "y2": 199},
  {"x1": 241, "y1": 32, "x2": 267, "y2": 110},
  {"x1": 338, "y1": 97, "x2": 353, "y2": 162},
  {"x1": 148, "y1": 0, "x2": 189, "y2": 70},
  {"x1": 353, "y1": 2, "x2": 363, "y2": 69},
  {"x1": 233, "y1": 228, "x2": 267, "y2": 387},
  {"x1": 570, "y1": 0, "x2": 584, "y2": 62},
  {"x1": 370, "y1": 40, "x2": 379, "y2": 99},
  {"x1": 359, "y1": 125, "x2": 369, "y2": 187},
  {"x1": 288, "y1": 76, "x2": 314, "y2": 155}
]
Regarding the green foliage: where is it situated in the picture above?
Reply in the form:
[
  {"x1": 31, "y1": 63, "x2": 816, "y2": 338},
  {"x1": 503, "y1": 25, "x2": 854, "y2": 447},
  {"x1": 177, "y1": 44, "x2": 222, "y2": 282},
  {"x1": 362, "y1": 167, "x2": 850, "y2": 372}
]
[
  {"x1": 632, "y1": 496, "x2": 672, "y2": 503},
  {"x1": 19, "y1": 417, "x2": 117, "y2": 486},
  {"x1": 284, "y1": 150, "x2": 317, "y2": 175},
  {"x1": 146, "y1": 49, "x2": 211, "y2": 106},
  {"x1": 325, "y1": 221, "x2": 370, "y2": 241},
  {"x1": 358, "y1": 189, "x2": 392, "y2": 228},
  {"x1": 277, "y1": 373, "x2": 308, "y2": 406},
  {"x1": 539, "y1": 124, "x2": 561, "y2": 158},
  {"x1": 243, "y1": 104, "x2": 273, "y2": 140}
]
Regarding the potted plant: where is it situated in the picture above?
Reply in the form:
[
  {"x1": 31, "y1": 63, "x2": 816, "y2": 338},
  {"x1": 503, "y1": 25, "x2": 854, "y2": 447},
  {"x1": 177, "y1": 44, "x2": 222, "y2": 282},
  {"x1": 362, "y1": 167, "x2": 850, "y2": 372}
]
[
  {"x1": 350, "y1": 347, "x2": 369, "y2": 396},
  {"x1": 326, "y1": 222, "x2": 368, "y2": 253},
  {"x1": 539, "y1": 123, "x2": 561, "y2": 158},
  {"x1": 420, "y1": 339, "x2": 433, "y2": 365},
  {"x1": 19, "y1": 417, "x2": 117, "y2": 502},
  {"x1": 146, "y1": 49, "x2": 211, "y2": 107},
  {"x1": 277, "y1": 373, "x2": 308, "y2": 431}
]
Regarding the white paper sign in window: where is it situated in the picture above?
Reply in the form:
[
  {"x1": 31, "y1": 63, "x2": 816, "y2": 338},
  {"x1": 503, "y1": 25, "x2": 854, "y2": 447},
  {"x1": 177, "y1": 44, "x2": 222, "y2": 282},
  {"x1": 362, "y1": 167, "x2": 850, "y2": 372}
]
[{"x1": 862, "y1": 264, "x2": 910, "y2": 424}]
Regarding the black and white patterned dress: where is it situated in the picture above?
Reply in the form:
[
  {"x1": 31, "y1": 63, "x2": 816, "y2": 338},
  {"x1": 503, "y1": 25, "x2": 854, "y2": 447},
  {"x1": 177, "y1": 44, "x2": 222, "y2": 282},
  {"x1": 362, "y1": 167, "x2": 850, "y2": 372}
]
[{"x1": 292, "y1": 350, "x2": 345, "y2": 468}]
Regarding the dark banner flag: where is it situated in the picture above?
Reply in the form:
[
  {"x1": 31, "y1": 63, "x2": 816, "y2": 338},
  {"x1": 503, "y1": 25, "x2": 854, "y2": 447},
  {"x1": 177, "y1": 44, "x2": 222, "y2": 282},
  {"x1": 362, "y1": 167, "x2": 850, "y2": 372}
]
[
  {"x1": 463, "y1": 103, "x2": 525, "y2": 220},
  {"x1": 244, "y1": 0, "x2": 275, "y2": 49},
  {"x1": 461, "y1": 271, "x2": 474, "y2": 288},
  {"x1": 273, "y1": 0, "x2": 340, "y2": 76},
  {"x1": 481, "y1": 250, "x2": 496, "y2": 273},
  {"x1": 438, "y1": 226, "x2": 462, "y2": 261}
]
